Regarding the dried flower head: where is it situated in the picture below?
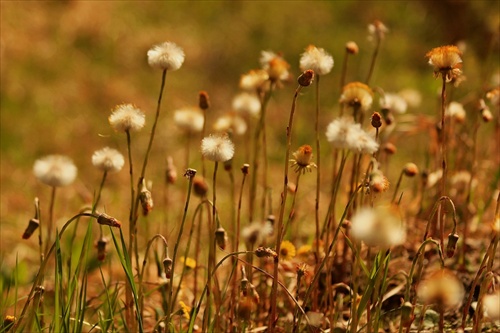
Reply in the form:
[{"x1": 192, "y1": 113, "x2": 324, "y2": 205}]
[
  {"x1": 33, "y1": 155, "x2": 77, "y2": 187},
  {"x1": 299, "y1": 45, "x2": 334, "y2": 76},
  {"x1": 326, "y1": 117, "x2": 379, "y2": 154},
  {"x1": 346, "y1": 41, "x2": 359, "y2": 55},
  {"x1": 213, "y1": 113, "x2": 247, "y2": 135},
  {"x1": 242, "y1": 221, "x2": 273, "y2": 246},
  {"x1": 279, "y1": 240, "x2": 296, "y2": 261},
  {"x1": 340, "y1": 82, "x2": 374, "y2": 112},
  {"x1": 240, "y1": 69, "x2": 269, "y2": 91},
  {"x1": 417, "y1": 269, "x2": 464, "y2": 309},
  {"x1": 22, "y1": 218, "x2": 40, "y2": 240},
  {"x1": 92, "y1": 147, "x2": 125, "y2": 173},
  {"x1": 290, "y1": 144, "x2": 317, "y2": 174},
  {"x1": 297, "y1": 69, "x2": 315, "y2": 87},
  {"x1": 351, "y1": 205, "x2": 405, "y2": 248},
  {"x1": 232, "y1": 92, "x2": 261, "y2": 118},
  {"x1": 109, "y1": 104, "x2": 146, "y2": 132},
  {"x1": 174, "y1": 108, "x2": 204, "y2": 133},
  {"x1": 446, "y1": 233, "x2": 459, "y2": 258},
  {"x1": 147, "y1": 41, "x2": 185, "y2": 71},
  {"x1": 163, "y1": 256, "x2": 173, "y2": 279},
  {"x1": 255, "y1": 246, "x2": 278, "y2": 259},
  {"x1": 215, "y1": 227, "x2": 228, "y2": 250},
  {"x1": 380, "y1": 93, "x2": 408, "y2": 114},
  {"x1": 369, "y1": 169, "x2": 390, "y2": 193},
  {"x1": 368, "y1": 20, "x2": 389, "y2": 40},
  {"x1": 371, "y1": 112, "x2": 383, "y2": 128},
  {"x1": 445, "y1": 101, "x2": 466, "y2": 123},
  {"x1": 201, "y1": 134, "x2": 235, "y2": 162},
  {"x1": 426, "y1": 45, "x2": 463, "y2": 82},
  {"x1": 260, "y1": 50, "x2": 290, "y2": 82}
]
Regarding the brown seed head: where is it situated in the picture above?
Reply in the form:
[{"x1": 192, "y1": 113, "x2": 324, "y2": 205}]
[
  {"x1": 97, "y1": 213, "x2": 121, "y2": 228},
  {"x1": 215, "y1": 227, "x2": 228, "y2": 250},
  {"x1": 163, "y1": 257, "x2": 173, "y2": 279},
  {"x1": 255, "y1": 246, "x2": 277, "y2": 259},
  {"x1": 446, "y1": 233, "x2": 459, "y2": 258},
  {"x1": 371, "y1": 112, "x2": 383, "y2": 128},
  {"x1": 184, "y1": 168, "x2": 197, "y2": 179},
  {"x1": 22, "y1": 218, "x2": 40, "y2": 240},
  {"x1": 241, "y1": 163, "x2": 250, "y2": 175},
  {"x1": 403, "y1": 163, "x2": 419, "y2": 177}
]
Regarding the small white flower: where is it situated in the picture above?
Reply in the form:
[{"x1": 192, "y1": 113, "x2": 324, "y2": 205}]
[
  {"x1": 33, "y1": 155, "x2": 77, "y2": 187},
  {"x1": 299, "y1": 45, "x2": 334, "y2": 76},
  {"x1": 147, "y1": 41, "x2": 185, "y2": 71},
  {"x1": 174, "y1": 108, "x2": 204, "y2": 133},
  {"x1": 201, "y1": 134, "x2": 235, "y2": 162},
  {"x1": 109, "y1": 104, "x2": 145, "y2": 132},
  {"x1": 232, "y1": 92, "x2": 261, "y2": 118},
  {"x1": 92, "y1": 147, "x2": 125, "y2": 173}
]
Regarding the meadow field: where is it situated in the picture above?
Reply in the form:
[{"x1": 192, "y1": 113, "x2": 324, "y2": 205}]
[{"x1": 1, "y1": 1, "x2": 499, "y2": 332}]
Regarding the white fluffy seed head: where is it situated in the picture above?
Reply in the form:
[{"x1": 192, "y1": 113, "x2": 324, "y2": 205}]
[
  {"x1": 325, "y1": 117, "x2": 379, "y2": 154},
  {"x1": 147, "y1": 41, "x2": 185, "y2": 71},
  {"x1": 33, "y1": 155, "x2": 78, "y2": 187},
  {"x1": 174, "y1": 108, "x2": 204, "y2": 133},
  {"x1": 91, "y1": 147, "x2": 125, "y2": 173},
  {"x1": 232, "y1": 92, "x2": 261, "y2": 118},
  {"x1": 201, "y1": 134, "x2": 235, "y2": 162},
  {"x1": 109, "y1": 104, "x2": 145, "y2": 132},
  {"x1": 299, "y1": 45, "x2": 334, "y2": 76}
]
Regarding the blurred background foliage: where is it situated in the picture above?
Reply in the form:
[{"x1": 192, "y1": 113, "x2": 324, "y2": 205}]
[{"x1": 1, "y1": 1, "x2": 499, "y2": 272}]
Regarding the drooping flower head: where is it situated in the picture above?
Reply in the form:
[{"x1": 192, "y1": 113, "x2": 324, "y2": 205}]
[
  {"x1": 109, "y1": 104, "x2": 146, "y2": 132},
  {"x1": 173, "y1": 107, "x2": 204, "y2": 134},
  {"x1": 350, "y1": 204, "x2": 405, "y2": 248},
  {"x1": 340, "y1": 82, "x2": 374, "y2": 112},
  {"x1": 201, "y1": 134, "x2": 235, "y2": 162},
  {"x1": 326, "y1": 117, "x2": 379, "y2": 154},
  {"x1": 290, "y1": 144, "x2": 317, "y2": 174},
  {"x1": 260, "y1": 51, "x2": 290, "y2": 82},
  {"x1": 299, "y1": 45, "x2": 334, "y2": 76},
  {"x1": 147, "y1": 41, "x2": 185, "y2": 71},
  {"x1": 426, "y1": 45, "x2": 463, "y2": 82},
  {"x1": 91, "y1": 147, "x2": 125, "y2": 173},
  {"x1": 33, "y1": 155, "x2": 78, "y2": 187}
]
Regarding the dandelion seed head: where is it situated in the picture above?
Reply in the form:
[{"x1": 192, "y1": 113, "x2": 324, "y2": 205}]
[
  {"x1": 299, "y1": 45, "x2": 334, "y2": 76},
  {"x1": 201, "y1": 134, "x2": 235, "y2": 162},
  {"x1": 33, "y1": 155, "x2": 77, "y2": 187},
  {"x1": 147, "y1": 41, "x2": 185, "y2": 71},
  {"x1": 174, "y1": 108, "x2": 204, "y2": 133},
  {"x1": 213, "y1": 113, "x2": 247, "y2": 135},
  {"x1": 351, "y1": 205, "x2": 405, "y2": 248},
  {"x1": 91, "y1": 147, "x2": 124, "y2": 173},
  {"x1": 417, "y1": 269, "x2": 464, "y2": 309},
  {"x1": 446, "y1": 101, "x2": 466, "y2": 123},
  {"x1": 483, "y1": 292, "x2": 500, "y2": 321},
  {"x1": 426, "y1": 45, "x2": 463, "y2": 82},
  {"x1": 260, "y1": 50, "x2": 290, "y2": 82},
  {"x1": 109, "y1": 104, "x2": 145, "y2": 132},
  {"x1": 380, "y1": 93, "x2": 408, "y2": 114},
  {"x1": 232, "y1": 92, "x2": 261, "y2": 118},
  {"x1": 240, "y1": 69, "x2": 269, "y2": 91}
]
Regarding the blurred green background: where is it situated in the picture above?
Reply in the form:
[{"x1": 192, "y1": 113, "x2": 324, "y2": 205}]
[{"x1": 1, "y1": 1, "x2": 499, "y2": 270}]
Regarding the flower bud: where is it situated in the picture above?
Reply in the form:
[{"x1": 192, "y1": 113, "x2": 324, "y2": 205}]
[
  {"x1": 3, "y1": 315, "x2": 16, "y2": 331},
  {"x1": 241, "y1": 163, "x2": 250, "y2": 175},
  {"x1": 193, "y1": 176, "x2": 209, "y2": 198},
  {"x1": 346, "y1": 41, "x2": 359, "y2": 55},
  {"x1": 97, "y1": 213, "x2": 122, "y2": 228},
  {"x1": 255, "y1": 246, "x2": 277, "y2": 259},
  {"x1": 446, "y1": 233, "x2": 459, "y2": 258},
  {"x1": 298, "y1": 69, "x2": 315, "y2": 87},
  {"x1": 215, "y1": 227, "x2": 228, "y2": 250},
  {"x1": 403, "y1": 163, "x2": 419, "y2": 177},
  {"x1": 96, "y1": 237, "x2": 109, "y2": 262},
  {"x1": 481, "y1": 108, "x2": 493, "y2": 123},
  {"x1": 383, "y1": 142, "x2": 397, "y2": 155},
  {"x1": 139, "y1": 180, "x2": 154, "y2": 216},
  {"x1": 371, "y1": 112, "x2": 383, "y2": 128},
  {"x1": 163, "y1": 257, "x2": 173, "y2": 279},
  {"x1": 199, "y1": 91, "x2": 210, "y2": 110},
  {"x1": 22, "y1": 218, "x2": 40, "y2": 240}
]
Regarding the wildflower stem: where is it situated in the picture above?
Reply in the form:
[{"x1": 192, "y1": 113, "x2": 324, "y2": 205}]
[
  {"x1": 44, "y1": 186, "x2": 57, "y2": 256},
  {"x1": 314, "y1": 76, "x2": 322, "y2": 311},
  {"x1": 391, "y1": 169, "x2": 404, "y2": 203},
  {"x1": 268, "y1": 83, "x2": 303, "y2": 331},
  {"x1": 365, "y1": 32, "x2": 381, "y2": 85}
]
